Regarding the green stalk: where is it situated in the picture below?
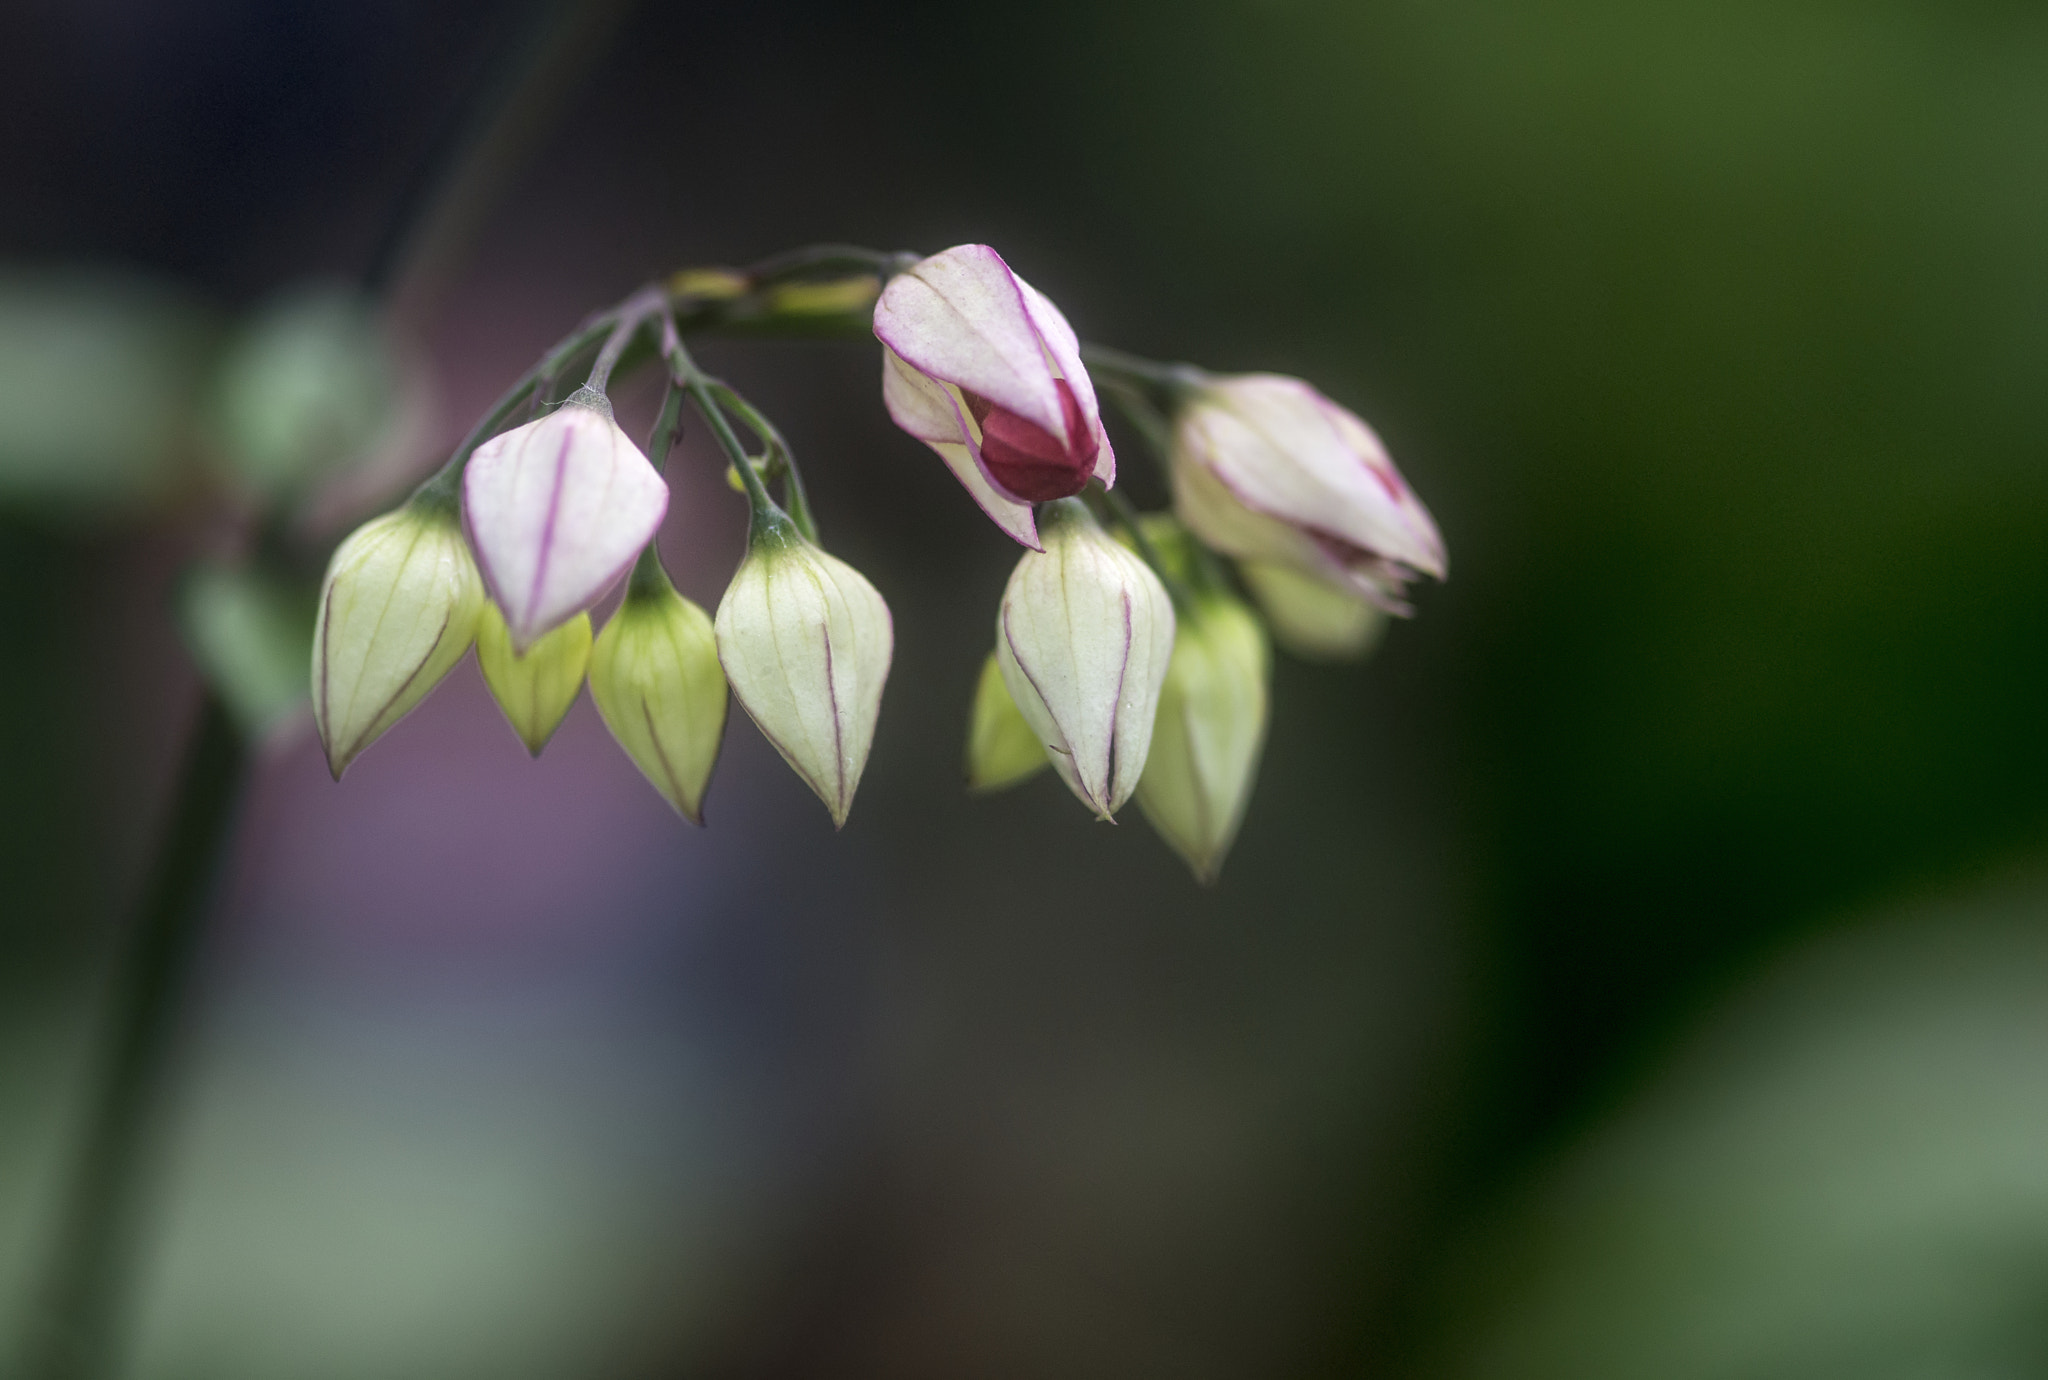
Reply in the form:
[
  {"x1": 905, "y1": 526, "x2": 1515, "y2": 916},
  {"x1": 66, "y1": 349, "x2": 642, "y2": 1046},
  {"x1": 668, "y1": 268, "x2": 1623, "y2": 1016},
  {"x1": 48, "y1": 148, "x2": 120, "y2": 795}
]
[{"x1": 21, "y1": 695, "x2": 245, "y2": 1380}]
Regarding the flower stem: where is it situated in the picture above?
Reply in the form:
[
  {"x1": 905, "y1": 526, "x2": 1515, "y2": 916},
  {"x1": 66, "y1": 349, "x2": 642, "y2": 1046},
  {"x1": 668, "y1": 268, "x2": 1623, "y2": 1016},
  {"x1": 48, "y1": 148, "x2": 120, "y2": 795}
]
[
  {"x1": 660, "y1": 325, "x2": 800, "y2": 546},
  {"x1": 1090, "y1": 483, "x2": 1194, "y2": 614},
  {"x1": 705, "y1": 379, "x2": 818, "y2": 543},
  {"x1": 22, "y1": 694, "x2": 246, "y2": 1380},
  {"x1": 583, "y1": 287, "x2": 668, "y2": 395}
]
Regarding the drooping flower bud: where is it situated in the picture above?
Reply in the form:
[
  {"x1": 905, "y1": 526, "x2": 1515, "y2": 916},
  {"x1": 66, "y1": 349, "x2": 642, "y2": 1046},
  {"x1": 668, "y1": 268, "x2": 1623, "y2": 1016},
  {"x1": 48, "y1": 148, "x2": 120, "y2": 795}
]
[
  {"x1": 461, "y1": 387, "x2": 668, "y2": 650},
  {"x1": 1135, "y1": 592, "x2": 1270, "y2": 883},
  {"x1": 1236, "y1": 558, "x2": 1388, "y2": 662},
  {"x1": 874, "y1": 244, "x2": 1115, "y2": 549},
  {"x1": 964, "y1": 650, "x2": 1048, "y2": 793},
  {"x1": 475, "y1": 600, "x2": 591, "y2": 755},
  {"x1": 312, "y1": 491, "x2": 484, "y2": 778},
  {"x1": 715, "y1": 513, "x2": 892, "y2": 827},
  {"x1": 996, "y1": 499, "x2": 1174, "y2": 819},
  {"x1": 588, "y1": 556, "x2": 728, "y2": 824},
  {"x1": 1171, "y1": 373, "x2": 1444, "y2": 613}
]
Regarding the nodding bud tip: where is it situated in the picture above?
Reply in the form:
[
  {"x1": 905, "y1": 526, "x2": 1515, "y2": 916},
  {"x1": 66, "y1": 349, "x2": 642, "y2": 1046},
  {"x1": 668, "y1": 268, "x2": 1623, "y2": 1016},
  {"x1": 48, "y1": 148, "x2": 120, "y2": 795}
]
[
  {"x1": 312, "y1": 499, "x2": 484, "y2": 777},
  {"x1": 715, "y1": 533, "x2": 892, "y2": 827},
  {"x1": 476, "y1": 601, "x2": 592, "y2": 755},
  {"x1": 462, "y1": 399, "x2": 668, "y2": 651},
  {"x1": 588, "y1": 565, "x2": 728, "y2": 824},
  {"x1": 994, "y1": 500, "x2": 1174, "y2": 819}
]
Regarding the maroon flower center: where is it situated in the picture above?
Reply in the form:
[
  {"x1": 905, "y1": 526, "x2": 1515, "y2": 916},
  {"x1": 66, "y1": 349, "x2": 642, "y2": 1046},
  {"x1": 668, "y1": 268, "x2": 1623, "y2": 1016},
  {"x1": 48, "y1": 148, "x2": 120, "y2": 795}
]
[{"x1": 962, "y1": 379, "x2": 1098, "y2": 502}]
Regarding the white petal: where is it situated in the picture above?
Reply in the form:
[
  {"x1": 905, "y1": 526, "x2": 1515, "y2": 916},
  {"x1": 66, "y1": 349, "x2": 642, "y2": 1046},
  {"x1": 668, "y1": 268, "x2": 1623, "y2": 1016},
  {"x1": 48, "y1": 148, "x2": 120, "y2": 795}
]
[
  {"x1": 1185, "y1": 375, "x2": 1443, "y2": 578},
  {"x1": 715, "y1": 538, "x2": 893, "y2": 827},
  {"x1": 462, "y1": 402, "x2": 669, "y2": 648},
  {"x1": 995, "y1": 504, "x2": 1172, "y2": 818},
  {"x1": 873, "y1": 244, "x2": 1069, "y2": 442},
  {"x1": 881, "y1": 347, "x2": 1041, "y2": 548}
]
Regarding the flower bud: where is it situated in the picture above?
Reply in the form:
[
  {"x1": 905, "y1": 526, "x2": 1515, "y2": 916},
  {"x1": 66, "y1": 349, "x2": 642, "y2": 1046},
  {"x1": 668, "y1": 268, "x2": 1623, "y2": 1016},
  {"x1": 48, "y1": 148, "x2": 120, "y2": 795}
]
[
  {"x1": 715, "y1": 515, "x2": 892, "y2": 827},
  {"x1": 461, "y1": 389, "x2": 668, "y2": 650},
  {"x1": 588, "y1": 561, "x2": 728, "y2": 824},
  {"x1": 312, "y1": 493, "x2": 483, "y2": 778},
  {"x1": 1171, "y1": 373, "x2": 1444, "y2": 612},
  {"x1": 475, "y1": 600, "x2": 591, "y2": 755},
  {"x1": 996, "y1": 499, "x2": 1174, "y2": 819},
  {"x1": 1236, "y1": 558, "x2": 1388, "y2": 662},
  {"x1": 964, "y1": 650, "x2": 1048, "y2": 793},
  {"x1": 874, "y1": 244, "x2": 1115, "y2": 549},
  {"x1": 1134, "y1": 593, "x2": 1270, "y2": 883}
]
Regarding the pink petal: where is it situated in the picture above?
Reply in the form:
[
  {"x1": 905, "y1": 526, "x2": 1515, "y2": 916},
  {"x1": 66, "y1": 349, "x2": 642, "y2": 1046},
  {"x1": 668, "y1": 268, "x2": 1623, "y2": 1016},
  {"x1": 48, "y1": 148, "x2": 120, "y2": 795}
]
[
  {"x1": 873, "y1": 245, "x2": 1068, "y2": 442},
  {"x1": 881, "y1": 347, "x2": 1043, "y2": 549}
]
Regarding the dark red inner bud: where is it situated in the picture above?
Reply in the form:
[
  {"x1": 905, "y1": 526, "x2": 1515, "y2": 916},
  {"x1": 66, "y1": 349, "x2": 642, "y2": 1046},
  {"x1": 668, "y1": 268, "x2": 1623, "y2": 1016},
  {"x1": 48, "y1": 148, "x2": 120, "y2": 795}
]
[{"x1": 962, "y1": 379, "x2": 1098, "y2": 502}]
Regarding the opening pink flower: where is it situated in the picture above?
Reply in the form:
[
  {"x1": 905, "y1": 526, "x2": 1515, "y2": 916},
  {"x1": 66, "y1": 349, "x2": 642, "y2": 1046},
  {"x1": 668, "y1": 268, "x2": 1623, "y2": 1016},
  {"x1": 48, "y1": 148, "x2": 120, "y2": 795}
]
[{"x1": 874, "y1": 244, "x2": 1115, "y2": 549}]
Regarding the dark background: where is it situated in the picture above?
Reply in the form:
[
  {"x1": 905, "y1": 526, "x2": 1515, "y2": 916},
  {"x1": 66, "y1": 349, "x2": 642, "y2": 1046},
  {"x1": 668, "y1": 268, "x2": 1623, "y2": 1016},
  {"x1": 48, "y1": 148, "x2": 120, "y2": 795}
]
[{"x1": 3, "y1": 2, "x2": 2047, "y2": 1377}]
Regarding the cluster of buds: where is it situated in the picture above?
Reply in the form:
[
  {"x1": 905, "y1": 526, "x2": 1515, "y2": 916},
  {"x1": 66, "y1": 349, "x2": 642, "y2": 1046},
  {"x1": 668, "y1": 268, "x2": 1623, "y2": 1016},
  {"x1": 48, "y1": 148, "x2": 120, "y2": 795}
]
[{"x1": 311, "y1": 243, "x2": 1442, "y2": 879}]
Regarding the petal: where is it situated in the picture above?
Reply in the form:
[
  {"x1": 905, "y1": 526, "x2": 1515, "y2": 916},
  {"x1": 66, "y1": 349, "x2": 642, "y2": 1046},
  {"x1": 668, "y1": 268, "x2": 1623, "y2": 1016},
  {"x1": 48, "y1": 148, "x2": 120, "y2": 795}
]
[
  {"x1": 933, "y1": 439, "x2": 1041, "y2": 549},
  {"x1": 873, "y1": 244, "x2": 1068, "y2": 442},
  {"x1": 589, "y1": 583, "x2": 727, "y2": 823},
  {"x1": 1188, "y1": 376, "x2": 1443, "y2": 578},
  {"x1": 716, "y1": 539, "x2": 893, "y2": 827},
  {"x1": 881, "y1": 347, "x2": 1041, "y2": 548},
  {"x1": 313, "y1": 507, "x2": 483, "y2": 777},
  {"x1": 462, "y1": 403, "x2": 669, "y2": 649},
  {"x1": 1014, "y1": 274, "x2": 1107, "y2": 458},
  {"x1": 995, "y1": 503, "x2": 1173, "y2": 818}
]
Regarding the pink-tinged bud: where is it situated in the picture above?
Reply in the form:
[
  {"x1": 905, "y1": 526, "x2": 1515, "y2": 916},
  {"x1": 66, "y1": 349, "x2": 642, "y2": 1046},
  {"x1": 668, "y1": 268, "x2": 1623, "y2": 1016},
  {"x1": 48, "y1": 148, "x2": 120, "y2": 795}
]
[
  {"x1": 1171, "y1": 374, "x2": 1445, "y2": 614},
  {"x1": 874, "y1": 244, "x2": 1115, "y2": 549},
  {"x1": 996, "y1": 499, "x2": 1174, "y2": 820},
  {"x1": 461, "y1": 388, "x2": 668, "y2": 650}
]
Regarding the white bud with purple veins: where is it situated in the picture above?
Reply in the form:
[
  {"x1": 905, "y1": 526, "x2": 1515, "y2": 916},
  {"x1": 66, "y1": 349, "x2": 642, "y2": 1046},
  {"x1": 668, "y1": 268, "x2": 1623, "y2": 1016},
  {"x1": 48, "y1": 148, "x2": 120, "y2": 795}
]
[
  {"x1": 313, "y1": 494, "x2": 483, "y2": 778},
  {"x1": 874, "y1": 244, "x2": 1115, "y2": 550},
  {"x1": 715, "y1": 514, "x2": 893, "y2": 828},
  {"x1": 996, "y1": 499, "x2": 1174, "y2": 820},
  {"x1": 461, "y1": 387, "x2": 668, "y2": 650},
  {"x1": 1171, "y1": 373, "x2": 1445, "y2": 613}
]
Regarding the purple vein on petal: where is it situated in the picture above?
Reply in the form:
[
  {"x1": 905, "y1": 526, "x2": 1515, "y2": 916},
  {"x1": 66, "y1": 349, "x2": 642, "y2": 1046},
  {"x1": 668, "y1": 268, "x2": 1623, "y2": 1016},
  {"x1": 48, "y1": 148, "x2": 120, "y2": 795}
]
[
  {"x1": 1104, "y1": 590, "x2": 1133, "y2": 814},
  {"x1": 1002, "y1": 603, "x2": 1077, "y2": 798},
  {"x1": 526, "y1": 426, "x2": 576, "y2": 625},
  {"x1": 821, "y1": 623, "x2": 844, "y2": 813}
]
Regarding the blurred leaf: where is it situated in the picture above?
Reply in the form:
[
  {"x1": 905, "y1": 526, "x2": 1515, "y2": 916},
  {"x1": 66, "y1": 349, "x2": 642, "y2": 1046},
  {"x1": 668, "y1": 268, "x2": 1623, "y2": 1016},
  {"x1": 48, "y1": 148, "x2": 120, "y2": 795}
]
[
  {"x1": 1427, "y1": 866, "x2": 2048, "y2": 1380},
  {"x1": 179, "y1": 563, "x2": 316, "y2": 736},
  {"x1": 210, "y1": 286, "x2": 402, "y2": 498},
  {"x1": 0, "y1": 268, "x2": 216, "y2": 511}
]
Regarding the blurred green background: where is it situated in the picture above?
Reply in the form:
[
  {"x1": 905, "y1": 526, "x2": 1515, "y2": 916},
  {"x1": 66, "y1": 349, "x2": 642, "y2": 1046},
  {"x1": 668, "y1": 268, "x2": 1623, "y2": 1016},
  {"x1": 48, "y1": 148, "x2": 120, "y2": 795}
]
[{"x1": 2, "y1": 0, "x2": 2045, "y2": 1376}]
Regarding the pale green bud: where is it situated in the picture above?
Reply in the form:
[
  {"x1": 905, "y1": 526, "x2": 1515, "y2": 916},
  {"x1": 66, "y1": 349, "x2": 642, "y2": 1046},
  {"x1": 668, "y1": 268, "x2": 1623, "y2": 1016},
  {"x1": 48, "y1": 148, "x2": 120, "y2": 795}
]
[
  {"x1": 588, "y1": 561, "x2": 727, "y2": 824},
  {"x1": 715, "y1": 517, "x2": 893, "y2": 828},
  {"x1": 965, "y1": 650, "x2": 1048, "y2": 793},
  {"x1": 1135, "y1": 593, "x2": 1270, "y2": 884},
  {"x1": 312, "y1": 493, "x2": 484, "y2": 778},
  {"x1": 996, "y1": 499, "x2": 1175, "y2": 820},
  {"x1": 476, "y1": 601, "x2": 592, "y2": 756},
  {"x1": 1237, "y1": 558, "x2": 1388, "y2": 662}
]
